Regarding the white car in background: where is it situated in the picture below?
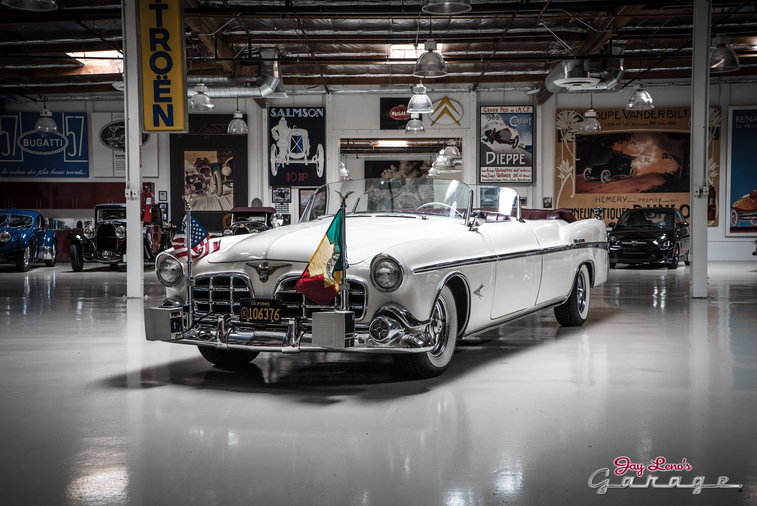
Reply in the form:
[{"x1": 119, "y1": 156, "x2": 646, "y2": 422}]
[{"x1": 146, "y1": 178, "x2": 608, "y2": 378}]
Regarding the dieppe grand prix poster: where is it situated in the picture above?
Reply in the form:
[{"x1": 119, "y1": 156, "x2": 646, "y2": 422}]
[{"x1": 554, "y1": 107, "x2": 721, "y2": 226}]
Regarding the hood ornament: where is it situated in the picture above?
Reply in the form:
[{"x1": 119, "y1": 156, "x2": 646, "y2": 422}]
[{"x1": 246, "y1": 261, "x2": 291, "y2": 282}]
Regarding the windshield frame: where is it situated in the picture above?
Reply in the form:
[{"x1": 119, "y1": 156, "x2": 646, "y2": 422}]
[{"x1": 299, "y1": 178, "x2": 474, "y2": 224}]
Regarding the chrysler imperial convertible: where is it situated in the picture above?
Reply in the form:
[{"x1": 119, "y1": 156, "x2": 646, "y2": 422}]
[{"x1": 145, "y1": 178, "x2": 608, "y2": 378}]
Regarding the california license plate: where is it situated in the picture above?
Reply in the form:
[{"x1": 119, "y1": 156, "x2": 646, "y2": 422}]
[{"x1": 239, "y1": 298, "x2": 281, "y2": 324}]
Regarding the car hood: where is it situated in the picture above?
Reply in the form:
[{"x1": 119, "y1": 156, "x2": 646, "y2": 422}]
[
  {"x1": 610, "y1": 227, "x2": 673, "y2": 240},
  {"x1": 208, "y1": 215, "x2": 464, "y2": 265}
]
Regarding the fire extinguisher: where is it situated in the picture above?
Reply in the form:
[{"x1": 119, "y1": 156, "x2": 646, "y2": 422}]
[{"x1": 142, "y1": 190, "x2": 153, "y2": 222}]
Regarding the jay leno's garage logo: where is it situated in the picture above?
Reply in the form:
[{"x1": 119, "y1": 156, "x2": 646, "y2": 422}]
[{"x1": 588, "y1": 456, "x2": 743, "y2": 495}]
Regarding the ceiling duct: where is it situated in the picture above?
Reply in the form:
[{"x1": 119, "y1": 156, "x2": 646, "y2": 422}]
[
  {"x1": 187, "y1": 49, "x2": 281, "y2": 99},
  {"x1": 545, "y1": 43, "x2": 625, "y2": 94}
]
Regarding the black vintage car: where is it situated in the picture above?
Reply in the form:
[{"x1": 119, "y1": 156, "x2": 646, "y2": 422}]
[
  {"x1": 222, "y1": 206, "x2": 280, "y2": 236},
  {"x1": 68, "y1": 204, "x2": 173, "y2": 271},
  {"x1": 584, "y1": 150, "x2": 634, "y2": 183},
  {"x1": 608, "y1": 207, "x2": 690, "y2": 269}
]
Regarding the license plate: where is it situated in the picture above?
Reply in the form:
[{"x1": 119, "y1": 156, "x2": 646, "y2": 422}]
[{"x1": 239, "y1": 298, "x2": 281, "y2": 324}]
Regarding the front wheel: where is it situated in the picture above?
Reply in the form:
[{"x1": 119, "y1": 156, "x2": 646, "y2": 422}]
[
  {"x1": 45, "y1": 241, "x2": 57, "y2": 267},
  {"x1": 600, "y1": 169, "x2": 612, "y2": 183},
  {"x1": 394, "y1": 285, "x2": 458, "y2": 378},
  {"x1": 667, "y1": 246, "x2": 680, "y2": 269},
  {"x1": 69, "y1": 242, "x2": 84, "y2": 272},
  {"x1": 15, "y1": 243, "x2": 31, "y2": 272},
  {"x1": 583, "y1": 168, "x2": 593, "y2": 181},
  {"x1": 554, "y1": 264, "x2": 591, "y2": 326},
  {"x1": 198, "y1": 346, "x2": 259, "y2": 367}
]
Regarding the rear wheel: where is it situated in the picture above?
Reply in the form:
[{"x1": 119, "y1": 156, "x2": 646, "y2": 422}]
[
  {"x1": 45, "y1": 241, "x2": 57, "y2": 267},
  {"x1": 15, "y1": 243, "x2": 31, "y2": 272},
  {"x1": 394, "y1": 285, "x2": 458, "y2": 378},
  {"x1": 198, "y1": 346, "x2": 259, "y2": 367},
  {"x1": 583, "y1": 168, "x2": 593, "y2": 181},
  {"x1": 600, "y1": 169, "x2": 612, "y2": 183},
  {"x1": 554, "y1": 264, "x2": 591, "y2": 326},
  {"x1": 69, "y1": 242, "x2": 84, "y2": 272}
]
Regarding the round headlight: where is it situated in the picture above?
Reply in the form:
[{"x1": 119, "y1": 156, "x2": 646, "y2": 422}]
[
  {"x1": 271, "y1": 213, "x2": 284, "y2": 228},
  {"x1": 371, "y1": 255, "x2": 403, "y2": 292},
  {"x1": 609, "y1": 235, "x2": 618, "y2": 244},
  {"x1": 115, "y1": 225, "x2": 126, "y2": 239},
  {"x1": 156, "y1": 254, "x2": 185, "y2": 287},
  {"x1": 0, "y1": 231, "x2": 10, "y2": 243},
  {"x1": 83, "y1": 225, "x2": 95, "y2": 239}
]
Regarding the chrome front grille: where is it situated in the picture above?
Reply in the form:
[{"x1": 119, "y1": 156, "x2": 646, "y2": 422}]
[
  {"x1": 96, "y1": 223, "x2": 119, "y2": 251},
  {"x1": 274, "y1": 276, "x2": 366, "y2": 320},
  {"x1": 192, "y1": 274, "x2": 252, "y2": 316}
]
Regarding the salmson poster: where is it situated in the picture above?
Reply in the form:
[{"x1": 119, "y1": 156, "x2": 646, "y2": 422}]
[
  {"x1": 479, "y1": 105, "x2": 534, "y2": 183},
  {"x1": 268, "y1": 107, "x2": 326, "y2": 187},
  {"x1": 555, "y1": 107, "x2": 721, "y2": 226}
]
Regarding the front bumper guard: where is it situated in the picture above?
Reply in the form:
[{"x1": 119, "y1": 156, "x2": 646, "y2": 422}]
[{"x1": 145, "y1": 304, "x2": 435, "y2": 354}]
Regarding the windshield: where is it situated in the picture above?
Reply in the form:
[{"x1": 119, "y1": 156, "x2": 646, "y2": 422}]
[
  {"x1": 300, "y1": 178, "x2": 472, "y2": 223},
  {"x1": 1, "y1": 214, "x2": 34, "y2": 228},
  {"x1": 96, "y1": 207, "x2": 126, "y2": 222},
  {"x1": 617, "y1": 209, "x2": 674, "y2": 228}
]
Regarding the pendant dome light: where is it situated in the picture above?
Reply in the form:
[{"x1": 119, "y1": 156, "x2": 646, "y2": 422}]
[
  {"x1": 414, "y1": 40, "x2": 447, "y2": 79},
  {"x1": 405, "y1": 113, "x2": 425, "y2": 133},
  {"x1": 407, "y1": 83, "x2": 434, "y2": 114},
  {"x1": 227, "y1": 98, "x2": 249, "y2": 134},
  {"x1": 1, "y1": 0, "x2": 58, "y2": 11},
  {"x1": 34, "y1": 97, "x2": 58, "y2": 133},
  {"x1": 422, "y1": 0, "x2": 471, "y2": 15},
  {"x1": 579, "y1": 95, "x2": 601, "y2": 133},
  {"x1": 626, "y1": 84, "x2": 654, "y2": 110}
]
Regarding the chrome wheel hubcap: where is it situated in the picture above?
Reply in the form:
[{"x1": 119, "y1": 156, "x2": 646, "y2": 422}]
[
  {"x1": 577, "y1": 273, "x2": 586, "y2": 314},
  {"x1": 429, "y1": 297, "x2": 448, "y2": 357}
]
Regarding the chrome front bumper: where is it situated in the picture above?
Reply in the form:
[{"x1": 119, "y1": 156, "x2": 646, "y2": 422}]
[{"x1": 144, "y1": 304, "x2": 435, "y2": 354}]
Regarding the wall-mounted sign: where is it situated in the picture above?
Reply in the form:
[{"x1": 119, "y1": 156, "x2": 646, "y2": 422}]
[
  {"x1": 0, "y1": 112, "x2": 89, "y2": 177},
  {"x1": 727, "y1": 107, "x2": 757, "y2": 236},
  {"x1": 380, "y1": 97, "x2": 412, "y2": 130},
  {"x1": 268, "y1": 107, "x2": 326, "y2": 187},
  {"x1": 554, "y1": 106, "x2": 721, "y2": 226},
  {"x1": 430, "y1": 97, "x2": 464, "y2": 126},
  {"x1": 139, "y1": 0, "x2": 187, "y2": 132},
  {"x1": 92, "y1": 112, "x2": 157, "y2": 177},
  {"x1": 479, "y1": 105, "x2": 534, "y2": 183}
]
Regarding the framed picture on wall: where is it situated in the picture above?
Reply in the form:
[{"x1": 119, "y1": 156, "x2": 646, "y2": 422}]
[
  {"x1": 158, "y1": 190, "x2": 168, "y2": 202},
  {"x1": 272, "y1": 187, "x2": 291, "y2": 203},
  {"x1": 479, "y1": 105, "x2": 534, "y2": 183},
  {"x1": 299, "y1": 188, "x2": 316, "y2": 218},
  {"x1": 727, "y1": 106, "x2": 757, "y2": 236}
]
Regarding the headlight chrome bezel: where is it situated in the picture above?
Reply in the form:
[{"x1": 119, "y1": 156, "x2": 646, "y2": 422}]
[
  {"x1": 0, "y1": 231, "x2": 10, "y2": 243},
  {"x1": 156, "y1": 253, "x2": 185, "y2": 288},
  {"x1": 83, "y1": 225, "x2": 95, "y2": 239},
  {"x1": 370, "y1": 255, "x2": 403, "y2": 292},
  {"x1": 115, "y1": 225, "x2": 126, "y2": 239}
]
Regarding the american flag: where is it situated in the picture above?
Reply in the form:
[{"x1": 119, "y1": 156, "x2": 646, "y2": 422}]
[{"x1": 172, "y1": 215, "x2": 220, "y2": 259}]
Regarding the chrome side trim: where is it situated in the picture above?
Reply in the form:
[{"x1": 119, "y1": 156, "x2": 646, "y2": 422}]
[
  {"x1": 466, "y1": 295, "x2": 570, "y2": 338},
  {"x1": 412, "y1": 242, "x2": 608, "y2": 274}
]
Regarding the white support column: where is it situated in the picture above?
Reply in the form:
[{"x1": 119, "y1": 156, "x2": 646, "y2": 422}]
[
  {"x1": 690, "y1": 0, "x2": 711, "y2": 298},
  {"x1": 123, "y1": 0, "x2": 144, "y2": 298}
]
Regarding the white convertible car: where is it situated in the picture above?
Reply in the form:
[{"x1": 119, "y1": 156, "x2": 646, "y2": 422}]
[{"x1": 145, "y1": 178, "x2": 608, "y2": 378}]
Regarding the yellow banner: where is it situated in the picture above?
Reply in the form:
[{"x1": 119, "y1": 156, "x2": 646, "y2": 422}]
[
  {"x1": 554, "y1": 107, "x2": 721, "y2": 226},
  {"x1": 139, "y1": 0, "x2": 187, "y2": 132}
]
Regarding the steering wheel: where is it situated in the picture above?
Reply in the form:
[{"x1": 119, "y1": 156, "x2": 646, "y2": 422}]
[{"x1": 415, "y1": 202, "x2": 465, "y2": 219}]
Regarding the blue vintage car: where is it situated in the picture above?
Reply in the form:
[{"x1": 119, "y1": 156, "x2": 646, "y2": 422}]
[{"x1": 0, "y1": 209, "x2": 58, "y2": 271}]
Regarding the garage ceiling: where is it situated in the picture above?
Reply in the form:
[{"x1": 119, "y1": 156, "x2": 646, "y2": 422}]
[{"x1": 1, "y1": 0, "x2": 756, "y2": 105}]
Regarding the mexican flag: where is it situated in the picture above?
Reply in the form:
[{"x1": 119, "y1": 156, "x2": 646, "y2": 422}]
[{"x1": 295, "y1": 209, "x2": 345, "y2": 305}]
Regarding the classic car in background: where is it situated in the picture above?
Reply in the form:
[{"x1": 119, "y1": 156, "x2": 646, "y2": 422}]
[
  {"x1": 608, "y1": 207, "x2": 690, "y2": 269},
  {"x1": 145, "y1": 178, "x2": 608, "y2": 378},
  {"x1": 223, "y1": 207, "x2": 279, "y2": 236},
  {"x1": 0, "y1": 209, "x2": 57, "y2": 271},
  {"x1": 68, "y1": 203, "x2": 173, "y2": 271},
  {"x1": 583, "y1": 150, "x2": 634, "y2": 183},
  {"x1": 730, "y1": 189, "x2": 757, "y2": 227}
]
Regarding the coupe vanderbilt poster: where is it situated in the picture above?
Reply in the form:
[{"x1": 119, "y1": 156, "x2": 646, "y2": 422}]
[{"x1": 554, "y1": 107, "x2": 721, "y2": 226}]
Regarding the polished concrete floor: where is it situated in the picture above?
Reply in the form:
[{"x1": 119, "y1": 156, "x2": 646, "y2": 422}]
[{"x1": 0, "y1": 261, "x2": 756, "y2": 506}]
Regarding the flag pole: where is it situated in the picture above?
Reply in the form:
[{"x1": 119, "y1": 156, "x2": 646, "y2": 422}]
[
  {"x1": 336, "y1": 190, "x2": 352, "y2": 311},
  {"x1": 182, "y1": 194, "x2": 194, "y2": 329}
]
